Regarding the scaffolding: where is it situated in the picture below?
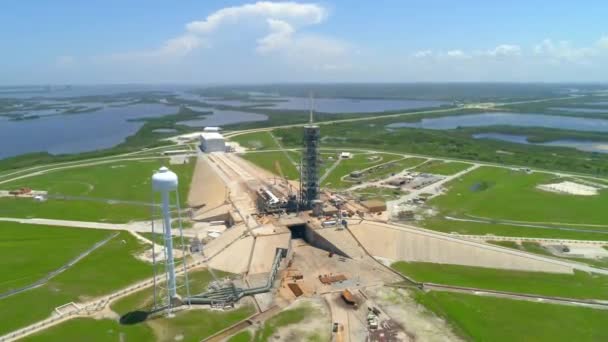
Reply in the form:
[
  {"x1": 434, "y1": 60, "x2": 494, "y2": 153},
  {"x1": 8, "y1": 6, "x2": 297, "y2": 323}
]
[
  {"x1": 301, "y1": 124, "x2": 320, "y2": 208},
  {"x1": 297, "y1": 93, "x2": 321, "y2": 209}
]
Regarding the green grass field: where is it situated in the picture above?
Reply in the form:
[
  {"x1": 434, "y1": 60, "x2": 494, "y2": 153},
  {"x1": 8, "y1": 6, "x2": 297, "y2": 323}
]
[
  {"x1": 110, "y1": 268, "x2": 230, "y2": 315},
  {"x1": 230, "y1": 131, "x2": 279, "y2": 150},
  {"x1": 253, "y1": 304, "x2": 315, "y2": 342},
  {"x1": 21, "y1": 317, "x2": 155, "y2": 342},
  {"x1": 416, "y1": 291, "x2": 608, "y2": 342},
  {"x1": 227, "y1": 330, "x2": 253, "y2": 342},
  {"x1": 104, "y1": 268, "x2": 251, "y2": 342},
  {"x1": 0, "y1": 231, "x2": 150, "y2": 335},
  {"x1": 322, "y1": 153, "x2": 401, "y2": 189},
  {"x1": 23, "y1": 306, "x2": 254, "y2": 342},
  {"x1": 412, "y1": 160, "x2": 472, "y2": 175},
  {"x1": 0, "y1": 222, "x2": 111, "y2": 294},
  {"x1": 392, "y1": 261, "x2": 608, "y2": 299},
  {"x1": 241, "y1": 151, "x2": 300, "y2": 180},
  {"x1": 0, "y1": 159, "x2": 194, "y2": 223},
  {"x1": 429, "y1": 166, "x2": 608, "y2": 226}
]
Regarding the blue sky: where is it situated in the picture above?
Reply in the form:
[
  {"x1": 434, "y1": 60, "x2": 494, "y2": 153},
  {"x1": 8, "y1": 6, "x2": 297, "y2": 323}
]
[{"x1": 2, "y1": 0, "x2": 608, "y2": 84}]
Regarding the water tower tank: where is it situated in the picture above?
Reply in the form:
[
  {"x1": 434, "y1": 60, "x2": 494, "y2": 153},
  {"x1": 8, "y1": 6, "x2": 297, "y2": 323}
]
[{"x1": 152, "y1": 167, "x2": 178, "y2": 192}]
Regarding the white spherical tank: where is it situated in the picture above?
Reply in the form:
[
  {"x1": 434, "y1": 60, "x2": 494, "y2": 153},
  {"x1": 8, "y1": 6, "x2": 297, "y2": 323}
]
[{"x1": 152, "y1": 166, "x2": 178, "y2": 192}]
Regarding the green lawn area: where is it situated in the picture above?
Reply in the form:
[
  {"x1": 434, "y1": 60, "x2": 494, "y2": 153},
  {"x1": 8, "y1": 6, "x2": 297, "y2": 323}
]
[
  {"x1": 322, "y1": 153, "x2": 401, "y2": 189},
  {"x1": 149, "y1": 306, "x2": 254, "y2": 342},
  {"x1": 412, "y1": 160, "x2": 472, "y2": 175},
  {"x1": 110, "y1": 268, "x2": 230, "y2": 315},
  {"x1": 0, "y1": 222, "x2": 111, "y2": 294},
  {"x1": 0, "y1": 159, "x2": 194, "y2": 223},
  {"x1": 230, "y1": 131, "x2": 279, "y2": 150},
  {"x1": 358, "y1": 157, "x2": 426, "y2": 182},
  {"x1": 253, "y1": 303, "x2": 316, "y2": 342},
  {"x1": 241, "y1": 151, "x2": 299, "y2": 180},
  {"x1": 429, "y1": 166, "x2": 608, "y2": 226},
  {"x1": 421, "y1": 217, "x2": 608, "y2": 241},
  {"x1": 23, "y1": 305, "x2": 254, "y2": 342},
  {"x1": 107, "y1": 268, "x2": 251, "y2": 342},
  {"x1": 392, "y1": 261, "x2": 608, "y2": 299},
  {"x1": 416, "y1": 291, "x2": 608, "y2": 342},
  {"x1": 0, "y1": 231, "x2": 150, "y2": 335},
  {"x1": 21, "y1": 317, "x2": 155, "y2": 342},
  {"x1": 227, "y1": 330, "x2": 253, "y2": 342}
]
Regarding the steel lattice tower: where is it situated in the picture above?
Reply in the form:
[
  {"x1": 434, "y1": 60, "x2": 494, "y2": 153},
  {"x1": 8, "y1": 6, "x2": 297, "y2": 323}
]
[{"x1": 301, "y1": 95, "x2": 320, "y2": 208}]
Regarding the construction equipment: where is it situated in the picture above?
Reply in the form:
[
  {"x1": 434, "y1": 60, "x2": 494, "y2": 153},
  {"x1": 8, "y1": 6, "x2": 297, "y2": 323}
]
[{"x1": 274, "y1": 160, "x2": 299, "y2": 212}]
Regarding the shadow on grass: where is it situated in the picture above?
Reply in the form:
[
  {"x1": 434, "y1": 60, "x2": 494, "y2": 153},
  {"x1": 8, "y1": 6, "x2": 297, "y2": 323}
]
[{"x1": 119, "y1": 310, "x2": 149, "y2": 325}]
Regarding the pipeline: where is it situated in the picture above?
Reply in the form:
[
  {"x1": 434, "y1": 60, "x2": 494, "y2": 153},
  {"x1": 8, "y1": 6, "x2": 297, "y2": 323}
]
[{"x1": 185, "y1": 247, "x2": 287, "y2": 305}]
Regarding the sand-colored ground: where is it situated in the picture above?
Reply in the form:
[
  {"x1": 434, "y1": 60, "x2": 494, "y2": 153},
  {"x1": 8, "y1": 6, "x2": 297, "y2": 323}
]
[
  {"x1": 350, "y1": 221, "x2": 574, "y2": 274},
  {"x1": 315, "y1": 227, "x2": 367, "y2": 260},
  {"x1": 207, "y1": 235, "x2": 254, "y2": 274},
  {"x1": 537, "y1": 181, "x2": 599, "y2": 196},
  {"x1": 204, "y1": 224, "x2": 248, "y2": 258},
  {"x1": 248, "y1": 233, "x2": 291, "y2": 274},
  {"x1": 367, "y1": 286, "x2": 463, "y2": 342},
  {"x1": 187, "y1": 156, "x2": 227, "y2": 209}
]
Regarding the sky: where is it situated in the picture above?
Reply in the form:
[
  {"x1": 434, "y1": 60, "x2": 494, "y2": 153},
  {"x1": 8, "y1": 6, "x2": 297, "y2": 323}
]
[{"x1": 2, "y1": 0, "x2": 608, "y2": 84}]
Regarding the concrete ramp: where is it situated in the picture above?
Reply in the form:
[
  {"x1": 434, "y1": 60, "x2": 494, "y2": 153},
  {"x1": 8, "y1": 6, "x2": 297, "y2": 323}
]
[
  {"x1": 208, "y1": 235, "x2": 254, "y2": 274},
  {"x1": 316, "y1": 227, "x2": 367, "y2": 260},
  {"x1": 204, "y1": 225, "x2": 248, "y2": 258},
  {"x1": 188, "y1": 156, "x2": 227, "y2": 209},
  {"x1": 248, "y1": 233, "x2": 291, "y2": 275},
  {"x1": 351, "y1": 221, "x2": 574, "y2": 274}
]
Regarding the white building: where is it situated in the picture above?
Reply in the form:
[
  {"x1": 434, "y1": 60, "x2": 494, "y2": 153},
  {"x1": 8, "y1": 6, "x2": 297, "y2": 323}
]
[
  {"x1": 340, "y1": 152, "x2": 353, "y2": 159},
  {"x1": 203, "y1": 126, "x2": 221, "y2": 132},
  {"x1": 200, "y1": 132, "x2": 226, "y2": 153}
]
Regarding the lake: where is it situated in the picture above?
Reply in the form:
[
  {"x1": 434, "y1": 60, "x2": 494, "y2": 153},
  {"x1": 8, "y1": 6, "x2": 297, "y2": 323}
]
[
  {"x1": 386, "y1": 112, "x2": 608, "y2": 132},
  {"x1": 0, "y1": 103, "x2": 176, "y2": 159},
  {"x1": 549, "y1": 107, "x2": 608, "y2": 114},
  {"x1": 473, "y1": 133, "x2": 608, "y2": 154},
  {"x1": 200, "y1": 96, "x2": 448, "y2": 113},
  {"x1": 178, "y1": 108, "x2": 268, "y2": 127}
]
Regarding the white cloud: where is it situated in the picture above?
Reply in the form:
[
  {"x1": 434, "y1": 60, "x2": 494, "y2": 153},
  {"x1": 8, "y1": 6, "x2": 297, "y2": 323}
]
[
  {"x1": 485, "y1": 44, "x2": 521, "y2": 57},
  {"x1": 596, "y1": 36, "x2": 608, "y2": 50},
  {"x1": 446, "y1": 49, "x2": 468, "y2": 58},
  {"x1": 533, "y1": 39, "x2": 596, "y2": 63},
  {"x1": 97, "y1": 1, "x2": 343, "y2": 69},
  {"x1": 412, "y1": 50, "x2": 432, "y2": 58},
  {"x1": 186, "y1": 1, "x2": 326, "y2": 34},
  {"x1": 256, "y1": 19, "x2": 295, "y2": 53}
]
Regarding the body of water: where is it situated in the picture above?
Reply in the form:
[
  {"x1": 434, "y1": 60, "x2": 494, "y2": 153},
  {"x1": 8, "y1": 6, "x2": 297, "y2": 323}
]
[
  {"x1": 550, "y1": 107, "x2": 608, "y2": 114},
  {"x1": 0, "y1": 103, "x2": 176, "y2": 159},
  {"x1": 178, "y1": 109, "x2": 268, "y2": 127},
  {"x1": 473, "y1": 133, "x2": 608, "y2": 154},
  {"x1": 263, "y1": 97, "x2": 448, "y2": 113},
  {"x1": 0, "y1": 85, "x2": 188, "y2": 99},
  {"x1": 197, "y1": 96, "x2": 448, "y2": 113},
  {"x1": 386, "y1": 112, "x2": 608, "y2": 132}
]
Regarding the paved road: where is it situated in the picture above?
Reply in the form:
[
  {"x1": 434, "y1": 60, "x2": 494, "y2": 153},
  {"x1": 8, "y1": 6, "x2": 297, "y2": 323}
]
[{"x1": 0, "y1": 217, "x2": 201, "y2": 237}]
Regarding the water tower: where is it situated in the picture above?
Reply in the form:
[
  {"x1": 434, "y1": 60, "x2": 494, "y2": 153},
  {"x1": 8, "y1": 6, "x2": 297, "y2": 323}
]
[{"x1": 151, "y1": 166, "x2": 191, "y2": 312}]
